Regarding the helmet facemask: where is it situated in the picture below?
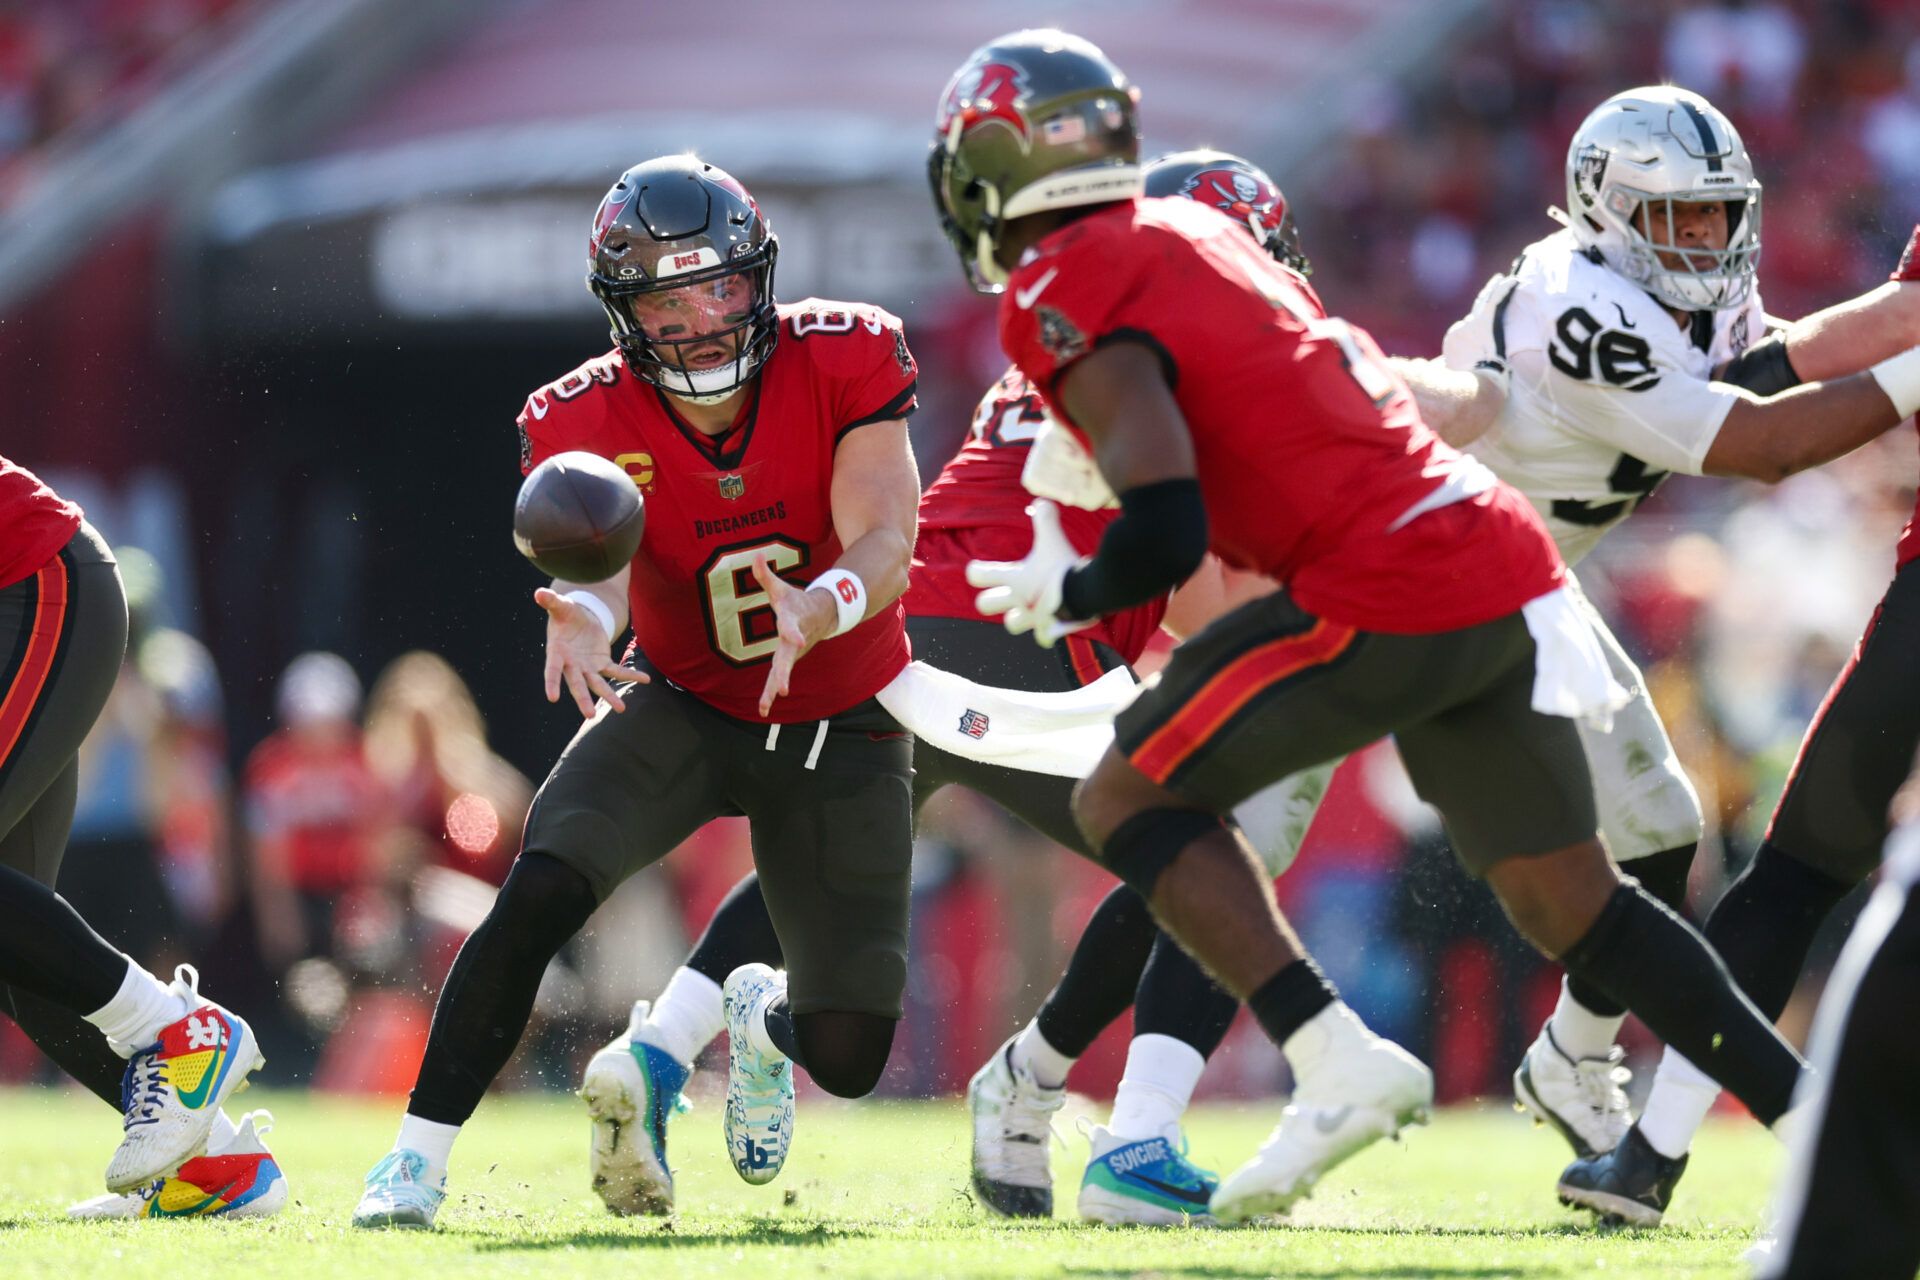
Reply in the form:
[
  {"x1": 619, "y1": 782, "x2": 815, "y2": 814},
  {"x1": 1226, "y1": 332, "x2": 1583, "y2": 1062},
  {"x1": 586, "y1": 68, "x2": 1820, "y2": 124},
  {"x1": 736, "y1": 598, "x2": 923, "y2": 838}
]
[
  {"x1": 1608, "y1": 188, "x2": 1760, "y2": 312},
  {"x1": 597, "y1": 246, "x2": 778, "y2": 404}
]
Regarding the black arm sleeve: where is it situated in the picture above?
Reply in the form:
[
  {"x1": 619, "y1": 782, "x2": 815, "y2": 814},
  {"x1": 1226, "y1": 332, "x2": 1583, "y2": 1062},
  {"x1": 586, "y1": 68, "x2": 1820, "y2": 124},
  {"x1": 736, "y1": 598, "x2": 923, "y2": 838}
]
[
  {"x1": 1719, "y1": 332, "x2": 1801, "y2": 396},
  {"x1": 1058, "y1": 478, "x2": 1208, "y2": 621}
]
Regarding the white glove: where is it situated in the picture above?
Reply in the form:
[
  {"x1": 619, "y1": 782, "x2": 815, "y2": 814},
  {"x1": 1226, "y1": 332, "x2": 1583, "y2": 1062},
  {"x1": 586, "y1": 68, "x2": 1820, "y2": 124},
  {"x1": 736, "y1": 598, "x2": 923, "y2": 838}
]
[
  {"x1": 965, "y1": 499, "x2": 1096, "y2": 648},
  {"x1": 1021, "y1": 419, "x2": 1118, "y2": 511}
]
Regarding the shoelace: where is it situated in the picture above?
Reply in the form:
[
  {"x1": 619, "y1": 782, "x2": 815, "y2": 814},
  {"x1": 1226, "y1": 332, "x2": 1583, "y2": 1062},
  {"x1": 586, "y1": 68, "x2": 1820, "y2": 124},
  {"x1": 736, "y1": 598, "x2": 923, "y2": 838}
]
[
  {"x1": 119, "y1": 1047, "x2": 168, "y2": 1130},
  {"x1": 1573, "y1": 1048, "x2": 1633, "y2": 1123}
]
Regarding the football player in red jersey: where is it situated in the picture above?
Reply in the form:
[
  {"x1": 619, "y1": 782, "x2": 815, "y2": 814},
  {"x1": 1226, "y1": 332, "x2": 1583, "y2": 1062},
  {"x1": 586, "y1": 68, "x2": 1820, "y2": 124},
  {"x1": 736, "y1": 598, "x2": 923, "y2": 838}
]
[
  {"x1": 0, "y1": 456, "x2": 274, "y2": 1212},
  {"x1": 354, "y1": 156, "x2": 923, "y2": 1229},
  {"x1": 928, "y1": 29, "x2": 1865, "y2": 1221}
]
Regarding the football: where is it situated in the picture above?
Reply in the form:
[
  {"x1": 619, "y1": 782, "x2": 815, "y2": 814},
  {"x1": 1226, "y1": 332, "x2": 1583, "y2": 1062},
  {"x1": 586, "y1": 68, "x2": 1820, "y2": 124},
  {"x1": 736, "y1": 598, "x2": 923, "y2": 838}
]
[{"x1": 512, "y1": 451, "x2": 645, "y2": 583}]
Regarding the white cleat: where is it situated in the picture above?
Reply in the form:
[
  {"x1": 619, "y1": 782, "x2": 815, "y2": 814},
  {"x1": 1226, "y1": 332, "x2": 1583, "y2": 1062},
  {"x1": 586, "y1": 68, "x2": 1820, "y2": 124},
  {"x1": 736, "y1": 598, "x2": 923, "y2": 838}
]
[
  {"x1": 1512, "y1": 1024, "x2": 1631, "y2": 1159},
  {"x1": 1210, "y1": 1036, "x2": 1433, "y2": 1223},
  {"x1": 723, "y1": 964, "x2": 794, "y2": 1186},
  {"x1": 967, "y1": 1037, "x2": 1065, "y2": 1218},
  {"x1": 580, "y1": 999, "x2": 693, "y2": 1216},
  {"x1": 70, "y1": 1111, "x2": 287, "y2": 1219},
  {"x1": 352, "y1": 1149, "x2": 446, "y2": 1230},
  {"x1": 105, "y1": 966, "x2": 265, "y2": 1193}
]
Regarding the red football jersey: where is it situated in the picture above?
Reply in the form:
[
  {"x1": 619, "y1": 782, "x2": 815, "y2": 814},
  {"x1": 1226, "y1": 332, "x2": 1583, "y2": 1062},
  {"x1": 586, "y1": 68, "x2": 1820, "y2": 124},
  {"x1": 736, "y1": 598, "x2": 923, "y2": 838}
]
[
  {"x1": 0, "y1": 455, "x2": 82, "y2": 590},
  {"x1": 999, "y1": 199, "x2": 1565, "y2": 635},
  {"x1": 517, "y1": 299, "x2": 917, "y2": 723},
  {"x1": 908, "y1": 365, "x2": 1167, "y2": 664},
  {"x1": 1899, "y1": 422, "x2": 1920, "y2": 569}
]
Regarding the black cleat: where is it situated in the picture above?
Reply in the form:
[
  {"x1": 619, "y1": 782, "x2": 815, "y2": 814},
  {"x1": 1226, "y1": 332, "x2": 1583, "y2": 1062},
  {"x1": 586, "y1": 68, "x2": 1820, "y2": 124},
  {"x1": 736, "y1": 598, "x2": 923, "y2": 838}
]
[{"x1": 1557, "y1": 1123, "x2": 1689, "y2": 1227}]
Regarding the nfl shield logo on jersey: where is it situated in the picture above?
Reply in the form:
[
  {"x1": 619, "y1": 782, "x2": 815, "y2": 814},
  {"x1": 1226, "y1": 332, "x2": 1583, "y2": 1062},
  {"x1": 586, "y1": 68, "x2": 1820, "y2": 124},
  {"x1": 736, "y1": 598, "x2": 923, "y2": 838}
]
[
  {"x1": 718, "y1": 473, "x2": 746, "y2": 501},
  {"x1": 958, "y1": 709, "x2": 990, "y2": 740}
]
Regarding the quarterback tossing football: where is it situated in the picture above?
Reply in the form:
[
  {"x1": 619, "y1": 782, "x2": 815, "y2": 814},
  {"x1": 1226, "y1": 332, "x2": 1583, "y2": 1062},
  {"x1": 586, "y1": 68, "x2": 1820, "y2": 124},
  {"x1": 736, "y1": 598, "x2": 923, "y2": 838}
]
[{"x1": 513, "y1": 451, "x2": 645, "y2": 583}]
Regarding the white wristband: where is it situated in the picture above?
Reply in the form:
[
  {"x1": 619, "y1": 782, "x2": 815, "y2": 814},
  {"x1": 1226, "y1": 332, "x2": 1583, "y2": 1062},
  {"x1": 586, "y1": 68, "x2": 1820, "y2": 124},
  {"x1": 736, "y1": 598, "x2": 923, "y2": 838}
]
[
  {"x1": 808, "y1": 568, "x2": 867, "y2": 637},
  {"x1": 1869, "y1": 346, "x2": 1920, "y2": 420},
  {"x1": 561, "y1": 590, "x2": 618, "y2": 643}
]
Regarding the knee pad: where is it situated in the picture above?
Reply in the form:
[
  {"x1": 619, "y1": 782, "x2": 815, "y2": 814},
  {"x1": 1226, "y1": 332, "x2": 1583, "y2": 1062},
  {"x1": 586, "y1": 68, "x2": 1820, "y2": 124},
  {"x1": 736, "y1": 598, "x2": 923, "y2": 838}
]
[{"x1": 1100, "y1": 807, "x2": 1227, "y2": 898}]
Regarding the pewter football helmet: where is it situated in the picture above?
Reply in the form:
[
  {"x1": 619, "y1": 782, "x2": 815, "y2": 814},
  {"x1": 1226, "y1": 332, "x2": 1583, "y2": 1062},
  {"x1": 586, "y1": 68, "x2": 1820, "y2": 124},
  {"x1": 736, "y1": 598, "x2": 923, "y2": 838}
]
[{"x1": 1563, "y1": 85, "x2": 1760, "y2": 312}]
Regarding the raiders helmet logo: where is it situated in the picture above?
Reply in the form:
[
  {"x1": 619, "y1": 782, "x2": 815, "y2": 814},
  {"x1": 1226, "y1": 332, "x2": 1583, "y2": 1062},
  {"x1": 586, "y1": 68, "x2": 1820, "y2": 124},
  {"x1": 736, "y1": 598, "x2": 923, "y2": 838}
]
[
  {"x1": 1037, "y1": 305, "x2": 1087, "y2": 361},
  {"x1": 1574, "y1": 145, "x2": 1609, "y2": 209}
]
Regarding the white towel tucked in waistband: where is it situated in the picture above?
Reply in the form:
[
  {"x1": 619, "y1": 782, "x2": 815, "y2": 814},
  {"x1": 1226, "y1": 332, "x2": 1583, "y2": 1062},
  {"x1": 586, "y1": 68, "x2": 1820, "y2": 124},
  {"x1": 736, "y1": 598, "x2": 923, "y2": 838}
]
[
  {"x1": 874, "y1": 660, "x2": 1140, "y2": 777},
  {"x1": 1521, "y1": 585, "x2": 1630, "y2": 733}
]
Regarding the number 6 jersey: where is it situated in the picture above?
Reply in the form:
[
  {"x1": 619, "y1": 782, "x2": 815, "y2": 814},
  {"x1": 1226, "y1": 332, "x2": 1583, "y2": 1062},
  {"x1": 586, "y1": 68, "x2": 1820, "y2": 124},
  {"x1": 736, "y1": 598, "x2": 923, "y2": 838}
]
[
  {"x1": 516, "y1": 299, "x2": 917, "y2": 723},
  {"x1": 1445, "y1": 227, "x2": 1767, "y2": 566}
]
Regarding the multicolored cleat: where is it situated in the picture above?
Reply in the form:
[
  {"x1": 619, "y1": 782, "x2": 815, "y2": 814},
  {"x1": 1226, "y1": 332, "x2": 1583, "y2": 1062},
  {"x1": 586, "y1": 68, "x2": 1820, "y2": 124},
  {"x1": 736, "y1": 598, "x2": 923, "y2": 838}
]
[
  {"x1": 352, "y1": 1149, "x2": 446, "y2": 1230},
  {"x1": 70, "y1": 1111, "x2": 287, "y2": 1220},
  {"x1": 106, "y1": 966, "x2": 265, "y2": 1193},
  {"x1": 580, "y1": 999, "x2": 693, "y2": 1216},
  {"x1": 1079, "y1": 1124, "x2": 1218, "y2": 1226},
  {"x1": 722, "y1": 964, "x2": 794, "y2": 1186}
]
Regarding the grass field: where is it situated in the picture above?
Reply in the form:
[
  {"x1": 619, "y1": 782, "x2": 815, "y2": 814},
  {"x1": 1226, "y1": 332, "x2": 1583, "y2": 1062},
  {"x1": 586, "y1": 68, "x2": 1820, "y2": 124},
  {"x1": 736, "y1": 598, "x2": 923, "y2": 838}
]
[{"x1": 0, "y1": 1087, "x2": 1780, "y2": 1279}]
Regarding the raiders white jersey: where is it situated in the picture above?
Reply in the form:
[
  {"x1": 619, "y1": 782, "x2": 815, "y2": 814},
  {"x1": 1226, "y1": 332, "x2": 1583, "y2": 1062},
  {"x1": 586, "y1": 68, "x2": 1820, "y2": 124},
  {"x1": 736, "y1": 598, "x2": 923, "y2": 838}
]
[{"x1": 1443, "y1": 228, "x2": 1767, "y2": 565}]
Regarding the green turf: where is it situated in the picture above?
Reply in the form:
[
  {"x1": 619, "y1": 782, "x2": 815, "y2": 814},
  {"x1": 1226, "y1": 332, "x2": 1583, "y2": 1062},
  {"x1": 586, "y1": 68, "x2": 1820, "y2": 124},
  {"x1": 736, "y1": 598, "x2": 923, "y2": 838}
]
[{"x1": 0, "y1": 1087, "x2": 1779, "y2": 1278}]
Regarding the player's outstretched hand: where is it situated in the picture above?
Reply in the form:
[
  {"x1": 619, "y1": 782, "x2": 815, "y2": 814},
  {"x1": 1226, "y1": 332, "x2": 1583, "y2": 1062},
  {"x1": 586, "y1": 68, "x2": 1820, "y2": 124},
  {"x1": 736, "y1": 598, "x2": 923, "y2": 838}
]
[
  {"x1": 535, "y1": 586, "x2": 647, "y2": 718},
  {"x1": 752, "y1": 554, "x2": 836, "y2": 717},
  {"x1": 965, "y1": 499, "x2": 1093, "y2": 649}
]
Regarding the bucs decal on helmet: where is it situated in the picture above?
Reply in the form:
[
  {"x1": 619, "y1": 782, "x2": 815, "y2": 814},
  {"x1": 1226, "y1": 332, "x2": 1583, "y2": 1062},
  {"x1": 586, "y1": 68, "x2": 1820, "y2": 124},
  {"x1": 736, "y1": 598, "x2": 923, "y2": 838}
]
[
  {"x1": 937, "y1": 60, "x2": 1031, "y2": 147},
  {"x1": 1179, "y1": 167, "x2": 1284, "y2": 227}
]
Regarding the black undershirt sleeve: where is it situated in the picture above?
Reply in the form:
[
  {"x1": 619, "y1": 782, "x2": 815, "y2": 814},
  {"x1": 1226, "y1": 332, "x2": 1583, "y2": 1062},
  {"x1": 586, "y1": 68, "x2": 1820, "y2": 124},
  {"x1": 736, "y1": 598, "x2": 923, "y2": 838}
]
[
  {"x1": 1719, "y1": 332, "x2": 1801, "y2": 396},
  {"x1": 1058, "y1": 477, "x2": 1208, "y2": 621}
]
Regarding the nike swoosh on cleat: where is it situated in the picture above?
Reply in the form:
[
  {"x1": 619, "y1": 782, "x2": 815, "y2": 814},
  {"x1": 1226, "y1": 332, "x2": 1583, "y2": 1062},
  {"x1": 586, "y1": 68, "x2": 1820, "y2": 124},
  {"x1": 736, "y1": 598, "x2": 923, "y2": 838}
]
[
  {"x1": 1311, "y1": 1105, "x2": 1356, "y2": 1134},
  {"x1": 1014, "y1": 268, "x2": 1059, "y2": 310},
  {"x1": 1124, "y1": 1173, "x2": 1214, "y2": 1207}
]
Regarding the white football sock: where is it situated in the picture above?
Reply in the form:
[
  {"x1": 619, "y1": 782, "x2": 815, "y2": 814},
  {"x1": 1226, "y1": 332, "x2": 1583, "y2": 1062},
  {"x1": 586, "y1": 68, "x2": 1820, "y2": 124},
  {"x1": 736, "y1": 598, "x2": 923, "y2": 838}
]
[
  {"x1": 395, "y1": 1113, "x2": 460, "y2": 1181},
  {"x1": 1282, "y1": 999, "x2": 1375, "y2": 1088},
  {"x1": 1547, "y1": 976, "x2": 1627, "y2": 1061},
  {"x1": 1107, "y1": 1034, "x2": 1204, "y2": 1141},
  {"x1": 1637, "y1": 1049, "x2": 1720, "y2": 1159},
  {"x1": 84, "y1": 957, "x2": 192, "y2": 1058},
  {"x1": 1009, "y1": 1019, "x2": 1074, "y2": 1089},
  {"x1": 639, "y1": 967, "x2": 725, "y2": 1067},
  {"x1": 209, "y1": 1109, "x2": 240, "y2": 1153}
]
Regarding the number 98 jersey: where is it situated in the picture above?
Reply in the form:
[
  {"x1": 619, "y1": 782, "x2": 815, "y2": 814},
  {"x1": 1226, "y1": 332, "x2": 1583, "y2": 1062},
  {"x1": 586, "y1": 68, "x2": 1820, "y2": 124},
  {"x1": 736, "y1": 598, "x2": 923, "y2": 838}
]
[
  {"x1": 516, "y1": 299, "x2": 918, "y2": 723},
  {"x1": 1445, "y1": 228, "x2": 1767, "y2": 566}
]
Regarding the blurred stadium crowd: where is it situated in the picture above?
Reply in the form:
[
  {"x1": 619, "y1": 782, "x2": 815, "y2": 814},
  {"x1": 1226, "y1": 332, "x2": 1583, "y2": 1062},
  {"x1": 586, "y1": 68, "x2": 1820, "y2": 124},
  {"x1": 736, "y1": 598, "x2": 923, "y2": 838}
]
[{"x1": 4, "y1": 0, "x2": 1917, "y2": 1110}]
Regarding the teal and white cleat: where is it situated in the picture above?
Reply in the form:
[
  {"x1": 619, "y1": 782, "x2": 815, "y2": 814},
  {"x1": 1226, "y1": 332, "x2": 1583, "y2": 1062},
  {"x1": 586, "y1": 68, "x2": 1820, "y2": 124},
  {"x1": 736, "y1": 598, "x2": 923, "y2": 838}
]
[
  {"x1": 351, "y1": 1150, "x2": 446, "y2": 1230},
  {"x1": 722, "y1": 964, "x2": 794, "y2": 1186},
  {"x1": 580, "y1": 999, "x2": 693, "y2": 1216},
  {"x1": 1079, "y1": 1124, "x2": 1218, "y2": 1226}
]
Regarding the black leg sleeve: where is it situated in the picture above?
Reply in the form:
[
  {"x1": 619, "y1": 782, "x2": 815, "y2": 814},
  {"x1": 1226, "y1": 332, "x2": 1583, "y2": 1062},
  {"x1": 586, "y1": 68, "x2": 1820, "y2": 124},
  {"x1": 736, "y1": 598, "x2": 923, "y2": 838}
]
[
  {"x1": 1562, "y1": 883, "x2": 1805, "y2": 1124},
  {"x1": 1133, "y1": 933, "x2": 1241, "y2": 1059},
  {"x1": 1703, "y1": 841, "x2": 1856, "y2": 1022},
  {"x1": 1034, "y1": 885, "x2": 1157, "y2": 1058},
  {"x1": 3, "y1": 985, "x2": 126, "y2": 1107},
  {"x1": 0, "y1": 863, "x2": 130, "y2": 1014},
  {"x1": 684, "y1": 873, "x2": 786, "y2": 984},
  {"x1": 1567, "y1": 843, "x2": 1695, "y2": 1018},
  {"x1": 407, "y1": 853, "x2": 599, "y2": 1124}
]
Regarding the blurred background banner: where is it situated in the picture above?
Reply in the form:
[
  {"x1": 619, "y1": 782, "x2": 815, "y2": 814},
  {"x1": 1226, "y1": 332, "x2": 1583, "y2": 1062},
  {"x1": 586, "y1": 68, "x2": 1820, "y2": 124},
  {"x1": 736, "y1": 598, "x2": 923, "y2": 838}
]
[{"x1": 1, "y1": 0, "x2": 1914, "y2": 1106}]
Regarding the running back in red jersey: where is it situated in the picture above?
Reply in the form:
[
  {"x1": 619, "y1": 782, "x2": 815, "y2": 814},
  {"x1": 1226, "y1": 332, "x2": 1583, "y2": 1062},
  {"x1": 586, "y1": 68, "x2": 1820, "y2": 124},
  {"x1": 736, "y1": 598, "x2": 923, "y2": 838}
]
[
  {"x1": 999, "y1": 198, "x2": 1566, "y2": 636},
  {"x1": 909, "y1": 365, "x2": 1167, "y2": 664},
  {"x1": 517, "y1": 299, "x2": 918, "y2": 723}
]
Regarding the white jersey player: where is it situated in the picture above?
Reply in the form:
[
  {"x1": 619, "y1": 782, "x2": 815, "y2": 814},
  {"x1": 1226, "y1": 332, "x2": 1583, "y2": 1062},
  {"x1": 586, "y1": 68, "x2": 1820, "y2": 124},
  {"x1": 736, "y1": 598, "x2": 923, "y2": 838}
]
[{"x1": 1415, "y1": 84, "x2": 1920, "y2": 1226}]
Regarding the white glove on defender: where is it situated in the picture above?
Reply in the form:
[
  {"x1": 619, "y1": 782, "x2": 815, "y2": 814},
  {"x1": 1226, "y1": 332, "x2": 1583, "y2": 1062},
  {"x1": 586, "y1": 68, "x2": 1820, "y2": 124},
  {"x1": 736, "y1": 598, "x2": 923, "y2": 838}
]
[
  {"x1": 966, "y1": 500, "x2": 1095, "y2": 649},
  {"x1": 1021, "y1": 419, "x2": 1118, "y2": 511}
]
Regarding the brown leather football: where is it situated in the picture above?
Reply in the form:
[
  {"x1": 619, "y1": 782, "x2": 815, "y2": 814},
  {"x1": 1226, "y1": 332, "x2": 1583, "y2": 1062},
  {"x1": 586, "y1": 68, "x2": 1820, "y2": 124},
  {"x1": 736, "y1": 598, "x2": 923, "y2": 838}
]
[{"x1": 513, "y1": 451, "x2": 644, "y2": 583}]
